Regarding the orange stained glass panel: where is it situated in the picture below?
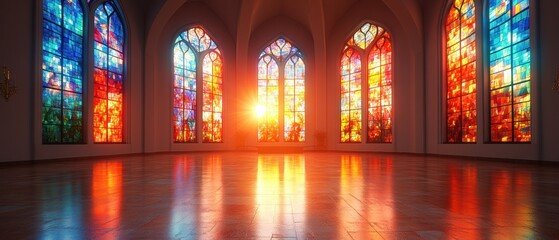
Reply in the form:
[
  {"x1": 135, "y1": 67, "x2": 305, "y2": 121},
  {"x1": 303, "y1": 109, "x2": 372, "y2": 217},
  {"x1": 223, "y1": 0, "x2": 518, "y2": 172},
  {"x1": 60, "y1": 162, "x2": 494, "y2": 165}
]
[
  {"x1": 258, "y1": 38, "x2": 305, "y2": 142},
  {"x1": 202, "y1": 50, "x2": 223, "y2": 143},
  {"x1": 341, "y1": 48, "x2": 361, "y2": 143},
  {"x1": 342, "y1": 22, "x2": 393, "y2": 144},
  {"x1": 257, "y1": 56, "x2": 280, "y2": 142},
  {"x1": 367, "y1": 32, "x2": 392, "y2": 143},
  {"x1": 284, "y1": 55, "x2": 305, "y2": 142}
]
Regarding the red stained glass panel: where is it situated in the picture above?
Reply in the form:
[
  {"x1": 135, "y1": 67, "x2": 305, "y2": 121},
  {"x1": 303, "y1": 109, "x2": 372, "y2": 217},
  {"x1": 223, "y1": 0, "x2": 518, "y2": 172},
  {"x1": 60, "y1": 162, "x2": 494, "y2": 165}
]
[
  {"x1": 93, "y1": 2, "x2": 124, "y2": 143},
  {"x1": 445, "y1": 0, "x2": 477, "y2": 143},
  {"x1": 367, "y1": 32, "x2": 392, "y2": 143}
]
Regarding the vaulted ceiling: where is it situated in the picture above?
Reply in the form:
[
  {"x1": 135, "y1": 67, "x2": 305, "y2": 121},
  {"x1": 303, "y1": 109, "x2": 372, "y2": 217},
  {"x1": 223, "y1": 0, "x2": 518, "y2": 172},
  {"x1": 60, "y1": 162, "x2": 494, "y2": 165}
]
[{"x1": 143, "y1": 0, "x2": 422, "y2": 41}]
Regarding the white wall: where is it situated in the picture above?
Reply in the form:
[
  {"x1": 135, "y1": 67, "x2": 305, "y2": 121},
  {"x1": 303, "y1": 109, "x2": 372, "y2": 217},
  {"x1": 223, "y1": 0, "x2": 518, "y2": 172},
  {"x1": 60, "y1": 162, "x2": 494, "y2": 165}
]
[{"x1": 0, "y1": 0, "x2": 33, "y2": 162}]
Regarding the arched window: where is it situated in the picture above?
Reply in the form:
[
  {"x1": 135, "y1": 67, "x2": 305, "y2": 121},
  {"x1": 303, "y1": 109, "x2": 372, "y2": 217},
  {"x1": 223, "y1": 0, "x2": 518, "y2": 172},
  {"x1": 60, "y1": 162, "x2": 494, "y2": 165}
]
[
  {"x1": 257, "y1": 38, "x2": 305, "y2": 142},
  {"x1": 489, "y1": 0, "x2": 531, "y2": 142},
  {"x1": 341, "y1": 23, "x2": 393, "y2": 143},
  {"x1": 41, "y1": 0, "x2": 85, "y2": 143},
  {"x1": 93, "y1": 1, "x2": 125, "y2": 143},
  {"x1": 445, "y1": 0, "x2": 477, "y2": 143},
  {"x1": 173, "y1": 27, "x2": 223, "y2": 143}
]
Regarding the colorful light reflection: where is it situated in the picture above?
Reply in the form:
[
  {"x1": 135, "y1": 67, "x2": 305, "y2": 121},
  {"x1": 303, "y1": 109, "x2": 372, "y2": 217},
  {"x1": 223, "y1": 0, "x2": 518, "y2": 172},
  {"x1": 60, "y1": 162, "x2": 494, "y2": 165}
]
[
  {"x1": 255, "y1": 155, "x2": 305, "y2": 237},
  {"x1": 169, "y1": 156, "x2": 196, "y2": 238},
  {"x1": 92, "y1": 161, "x2": 122, "y2": 238},
  {"x1": 40, "y1": 178, "x2": 84, "y2": 239}
]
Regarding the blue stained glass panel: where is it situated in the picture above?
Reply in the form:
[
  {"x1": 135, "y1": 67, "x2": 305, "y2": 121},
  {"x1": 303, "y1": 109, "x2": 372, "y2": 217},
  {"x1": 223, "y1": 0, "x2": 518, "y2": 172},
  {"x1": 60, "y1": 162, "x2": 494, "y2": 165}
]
[
  {"x1": 173, "y1": 30, "x2": 200, "y2": 142},
  {"x1": 489, "y1": 0, "x2": 509, "y2": 21},
  {"x1": 43, "y1": 22, "x2": 62, "y2": 54},
  {"x1": 174, "y1": 44, "x2": 185, "y2": 69},
  {"x1": 512, "y1": 0, "x2": 529, "y2": 14},
  {"x1": 489, "y1": 22, "x2": 511, "y2": 52},
  {"x1": 109, "y1": 73, "x2": 123, "y2": 88},
  {"x1": 108, "y1": 55, "x2": 121, "y2": 74},
  {"x1": 512, "y1": 44, "x2": 530, "y2": 66},
  {"x1": 489, "y1": 0, "x2": 531, "y2": 142},
  {"x1": 489, "y1": 47, "x2": 511, "y2": 62},
  {"x1": 104, "y1": 2, "x2": 114, "y2": 15},
  {"x1": 109, "y1": 13, "x2": 124, "y2": 52},
  {"x1": 62, "y1": 0, "x2": 83, "y2": 35},
  {"x1": 94, "y1": 6, "x2": 108, "y2": 43},
  {"x1": 43, "y1": 71, "x2": 61, "y2": 88},
  {"x1": 512, "y1": 11, "x2": 529, "y2": 44},
  {"x1": 185, "y1": 50, "x2": 196, "y2": 70},
  {"x1": 42, "y1": 0, "x2": 84, "y2": 144},
  {"x1": 63, "y1": 92, "x2": 82, "y2": 110},
  {"x1": 43, "y1": 52, "x2": 62, "y2": 73},
  {"x1": 489, "y1": 9, "x2": 510, "y2": 29},
  {"x1": 43, "y1": 0, "x2": 62, "y2": 24},
  {"x1": 63, "y1": 76, "x2": 82, "y2": 92},
  {"x1": 42, "y1": 88, "x2": 63, "y2": 108},
  {"x1": 94, "y1": 48, "x2": 107, "y2": 69},
  {"x1": 62, "y1": 30, "x2": 83, "y2": 61},
  {"x1": 62, "y1": 58, "x2": 81, "y2": 78},
  {"x1": 513, "y1": 64, "x2": 530, "y2": 83}
]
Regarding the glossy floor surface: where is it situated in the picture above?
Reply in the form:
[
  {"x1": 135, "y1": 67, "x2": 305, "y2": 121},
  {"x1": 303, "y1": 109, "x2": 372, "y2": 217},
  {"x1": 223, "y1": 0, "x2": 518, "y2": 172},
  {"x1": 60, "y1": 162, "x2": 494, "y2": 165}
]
[{"x1": 1, "y1": 152, "x2": 558, "y2": 239}]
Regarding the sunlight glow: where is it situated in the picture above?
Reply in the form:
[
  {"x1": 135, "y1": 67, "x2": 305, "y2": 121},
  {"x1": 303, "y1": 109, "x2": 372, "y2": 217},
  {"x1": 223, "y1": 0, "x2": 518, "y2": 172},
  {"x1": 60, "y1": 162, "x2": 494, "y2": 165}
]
[{"x1": 255, "y1": 105, "x2": 266, "y2": 118}]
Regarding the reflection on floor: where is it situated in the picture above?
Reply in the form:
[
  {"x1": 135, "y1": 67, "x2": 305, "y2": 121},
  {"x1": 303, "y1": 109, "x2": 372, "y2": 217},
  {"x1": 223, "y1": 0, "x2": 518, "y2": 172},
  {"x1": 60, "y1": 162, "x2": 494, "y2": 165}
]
[{"x1": 0, "y1": 152, "x2": 558, "y2": 239}]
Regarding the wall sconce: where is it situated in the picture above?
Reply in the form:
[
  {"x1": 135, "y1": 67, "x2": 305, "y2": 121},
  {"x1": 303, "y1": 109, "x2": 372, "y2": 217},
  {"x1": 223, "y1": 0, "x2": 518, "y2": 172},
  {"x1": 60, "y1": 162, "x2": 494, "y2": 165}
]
[{"x1": 1, "y1": 66, "x2": 16, "y2": 101}]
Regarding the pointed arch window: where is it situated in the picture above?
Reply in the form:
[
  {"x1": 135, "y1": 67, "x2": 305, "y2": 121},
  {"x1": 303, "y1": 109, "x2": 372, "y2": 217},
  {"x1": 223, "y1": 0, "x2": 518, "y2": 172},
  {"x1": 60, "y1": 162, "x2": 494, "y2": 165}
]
[
  {"x1": 257, "y1": 38, "x2": 305, "y2": 142},
  {"x1": 445, "y1": 0, "x2": 477, "y2": 143},
  {"x1": 41, "y1": 0, "x2": 127, "y2": 144},
  {"x1": 442, "y1": 0, "x2": 532, "y2": 143},
  {"x1": 488, "y1": 0, "x2": 531, "y2": 142},
  {"x1": 341, "y1": 23, "x2": 393, "y2": 143},
  {"x1": 41, "y1": 0, "x2": 85, "y2": 143},
  {"x1": 173, "y1": 27, "x2": 223, "y2": 143}
]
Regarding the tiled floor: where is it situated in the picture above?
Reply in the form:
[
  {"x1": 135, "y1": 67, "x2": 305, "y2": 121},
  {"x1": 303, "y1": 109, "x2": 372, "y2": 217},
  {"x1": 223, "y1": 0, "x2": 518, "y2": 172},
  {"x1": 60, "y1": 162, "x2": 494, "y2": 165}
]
[{"x1": 1, "y1": 152, "x2": 558, "y2": 239}]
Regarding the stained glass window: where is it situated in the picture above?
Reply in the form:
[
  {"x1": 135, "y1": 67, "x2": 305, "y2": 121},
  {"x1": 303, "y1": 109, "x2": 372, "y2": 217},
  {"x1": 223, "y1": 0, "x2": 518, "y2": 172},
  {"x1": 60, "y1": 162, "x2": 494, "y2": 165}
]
[
  {"x1": 340, "y1": 48, "x2": 362, "y2": 143},
  {"x1": 341, "y1": 23, "x2": 393, "y2": 143},
  {"x1": 284, "y1": 54, "x2": 305, "y2": 142},
  {"x1": 93, "y1": 1, "x2": 125, "y2": 143},
  {"x1": 42, "y1": 0, "x2": 84, "y2": 144},
  {"x1": 445, "y1": 0, "x2": 477, "y2": 143},
  {"x1": 258, "y1": 38, "x2": 305, "y2": 142},
  {"x1": 489, "y1": 0, "x2": 531, "y2": 142},
  {"x1": 202, "y1": 50, "x2": 223, "y2": 142},
  {"x1": 173, "y1": 27, "x2": 222, "y2": 143},
  {"x1": 367, "y1": 32, "x2": 392, "y2": 143}
]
